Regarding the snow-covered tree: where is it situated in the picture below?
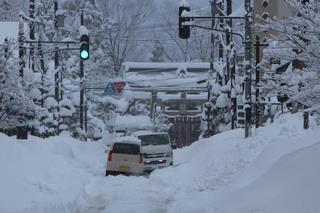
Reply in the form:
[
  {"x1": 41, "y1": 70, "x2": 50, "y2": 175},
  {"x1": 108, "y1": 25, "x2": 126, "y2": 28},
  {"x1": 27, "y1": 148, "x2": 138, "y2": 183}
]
[
  {"x1": 0, "y1": 0, "x2": 20, "y2": 21},
  {"x1": 99, "y1": 0, "x2": 154, "y2": 76},
  {"x1": 0, "y1": 41, "x2": 35, "y2": 132},
  {"x1": 260, "y1": 0, "x2": 320, "y2": 111}
]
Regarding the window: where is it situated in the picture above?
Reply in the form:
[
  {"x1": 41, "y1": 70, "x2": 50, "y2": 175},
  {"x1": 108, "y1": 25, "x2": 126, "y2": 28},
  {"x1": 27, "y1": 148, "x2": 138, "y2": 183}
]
[
  {"x1": 138, "y1": 134, "x2": 170, "y2": 146},
  {"x1": 238, "y1": 112, "x2": 245, "y2": 117},
  {"x1": 112, "y1": 143, "x2": 140, "y2": 155}
]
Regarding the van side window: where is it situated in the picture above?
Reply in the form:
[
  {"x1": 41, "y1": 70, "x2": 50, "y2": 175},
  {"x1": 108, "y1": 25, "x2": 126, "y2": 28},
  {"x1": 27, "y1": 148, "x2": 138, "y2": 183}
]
[{"x1": 112, "y1": 143, "x2": 140, "y2": 155}]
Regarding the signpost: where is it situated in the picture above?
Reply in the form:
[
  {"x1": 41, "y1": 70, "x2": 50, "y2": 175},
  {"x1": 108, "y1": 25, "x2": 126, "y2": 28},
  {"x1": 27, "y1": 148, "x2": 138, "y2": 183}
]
[
  {"x1": 104, "y1": 82, "x2": 118, "y2": 96},
  {"x1": 104, "y1": 81, "x2": 126, "y2": 96}
]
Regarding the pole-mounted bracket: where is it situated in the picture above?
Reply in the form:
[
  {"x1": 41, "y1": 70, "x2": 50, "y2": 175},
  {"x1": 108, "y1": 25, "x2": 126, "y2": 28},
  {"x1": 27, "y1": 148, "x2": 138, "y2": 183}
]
[{"x1": 181, "y1": 15, "x2": 251, "y2": 43}]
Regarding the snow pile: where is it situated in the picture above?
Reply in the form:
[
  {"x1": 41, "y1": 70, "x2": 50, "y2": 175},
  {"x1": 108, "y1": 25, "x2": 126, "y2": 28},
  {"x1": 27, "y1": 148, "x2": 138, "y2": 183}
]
[
  {"x1": 160, "y1": 113, "x2": 320, "y2": 213},
  {"x1": 0, "y1": 134, "x2": 106, "y2": 213},
  {"x1": 0, "y1": 113, "x2": 320, "y2": 213}
]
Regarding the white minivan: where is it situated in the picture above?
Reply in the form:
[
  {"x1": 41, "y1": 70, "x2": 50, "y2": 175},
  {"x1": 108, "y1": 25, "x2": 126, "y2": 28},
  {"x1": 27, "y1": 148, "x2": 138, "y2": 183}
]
[
  {"x1": 130, "y1": 131, "x2": 173, "y2": 173},
  {"x1": 106, "y1": 137, "x2": 144, "y2": 176}
]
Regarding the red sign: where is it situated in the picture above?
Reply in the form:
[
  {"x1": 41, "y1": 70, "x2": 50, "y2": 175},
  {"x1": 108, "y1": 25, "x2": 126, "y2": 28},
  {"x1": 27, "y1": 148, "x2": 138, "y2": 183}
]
[{"x1": 113, "y1": 81, "x2": 126, "y2": 93}]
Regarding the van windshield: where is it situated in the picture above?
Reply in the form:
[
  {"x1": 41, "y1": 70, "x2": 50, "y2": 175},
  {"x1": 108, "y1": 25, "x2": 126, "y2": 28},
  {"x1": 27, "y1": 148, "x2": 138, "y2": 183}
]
[
  {"x1": 112, "y1": 143, "x2": 140, "y2": 155},
  {"x1": 137, "y1": 134, "x2": 170, "y2": 146}
]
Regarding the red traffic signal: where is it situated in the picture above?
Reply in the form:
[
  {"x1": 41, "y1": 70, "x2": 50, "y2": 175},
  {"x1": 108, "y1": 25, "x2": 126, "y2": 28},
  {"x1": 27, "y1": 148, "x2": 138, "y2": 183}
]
[{"x1": 179, "y1": 6, "x2": 191, "y2": 39}]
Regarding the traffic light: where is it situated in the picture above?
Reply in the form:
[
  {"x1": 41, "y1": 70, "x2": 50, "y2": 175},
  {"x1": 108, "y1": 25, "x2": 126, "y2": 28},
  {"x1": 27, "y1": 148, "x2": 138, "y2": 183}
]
[
  {"x1": 80, "y1": 34, "x2": 89, "y2": 60},
  {"x1": 179, "y1": 5, "x2": 190, "y2": 39}
]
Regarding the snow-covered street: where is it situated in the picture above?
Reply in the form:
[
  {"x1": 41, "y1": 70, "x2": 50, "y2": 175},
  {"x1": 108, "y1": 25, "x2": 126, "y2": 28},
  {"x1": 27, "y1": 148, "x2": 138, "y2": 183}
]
[
  {"x1": 1, "y1": 113, "x2": 320, "y2": 213},
  {"x1": 2, "y1": 0, "x2": 320, "y2": 212}
]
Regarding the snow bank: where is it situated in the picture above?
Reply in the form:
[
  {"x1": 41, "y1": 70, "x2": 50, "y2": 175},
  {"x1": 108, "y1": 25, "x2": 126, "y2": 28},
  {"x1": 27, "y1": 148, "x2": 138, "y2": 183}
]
[
  {"x1": 0, "y1": 134, "x2": 106, "y2": 213},
  {"x1": 157, "y1": 113, "x2": 320, "y2": 213}
]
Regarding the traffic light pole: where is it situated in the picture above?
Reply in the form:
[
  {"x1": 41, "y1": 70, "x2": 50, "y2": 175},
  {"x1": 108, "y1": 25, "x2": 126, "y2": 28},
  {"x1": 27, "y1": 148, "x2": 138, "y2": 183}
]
[
  {"x1": 80, "y1": 10, "x2": 85, "y2": 131},
  {"x1": 180, "y1": 1, "x2": 253, "y2": 138}
]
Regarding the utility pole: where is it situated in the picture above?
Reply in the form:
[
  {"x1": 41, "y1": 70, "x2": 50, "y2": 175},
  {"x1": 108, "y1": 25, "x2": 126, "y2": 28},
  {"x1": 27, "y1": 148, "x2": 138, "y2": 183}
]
[
  {"x1": 85, "y1": 99, "x2": 88, "y2": 133},
  {"x1": 215, "y1": 0, "x2": 223, "y2": 86},
  {"x1": 80, "y1": 10, "x2": 85, "y2": 130},
  {"x1": 226, "y1": 0, "x2": 232, "y2": 85},
  {"x1": 38, "y1": 41, "x2": 46, "y2": 107},
  {"x1": 54, "y1": 1, "x2": 60, "y2": 102},
  {"x1": 209, "y1": 0, "x2": 216, "y2": 75},
  {"x1": 19, "y1": 16, "x2": 25, "y2": 78},
  {"x1": 226, "y1": 0, "x2": 236, "y2": 130},
  {"x1": 4, "y1": 38, "x2": 9, "y2": 59},
  {"x1": 255, "y1": 36, "x2": 260, "y2": 128},
  {"x1": 208, "y1": 0, "x2": 217, "y2": 135},
  {"x1": 230, "y1": 46, "x2": 237, "y2": 129},
  {"x1": 29, "y1": 0, "x2": 35, "y2": 71},
  {"x1": 218, "y1": 1, "x2": 224, "y2": 62},
  {"x1": 244, "y1": 0, "x2": 253, "y2": 138},
  {"x1": 226, "y1": 0, "x2": 232, "y2": 45},
  {"x1": 54, "y1": 46, "x2": 60, "y2": 101}
]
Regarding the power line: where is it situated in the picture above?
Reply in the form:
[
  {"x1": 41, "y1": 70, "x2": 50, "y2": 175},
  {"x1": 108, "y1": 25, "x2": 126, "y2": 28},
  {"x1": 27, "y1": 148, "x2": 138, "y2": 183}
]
[{"x1": 120, "y1": 32, "x2": 211, "y2": 42}]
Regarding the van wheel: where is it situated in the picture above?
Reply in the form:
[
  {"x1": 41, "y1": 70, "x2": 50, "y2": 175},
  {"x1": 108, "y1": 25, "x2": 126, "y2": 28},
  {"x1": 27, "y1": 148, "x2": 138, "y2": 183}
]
[{"x1": 105, "y1": 171, "x2": 109, "y2": 176}]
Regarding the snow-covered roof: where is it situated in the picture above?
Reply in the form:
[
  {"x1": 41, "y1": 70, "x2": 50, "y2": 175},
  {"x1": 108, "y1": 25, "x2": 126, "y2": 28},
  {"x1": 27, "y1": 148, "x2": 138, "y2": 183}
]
[
  {"x1": 123, "y1": 62, "x2": 210, "y2": 71},
  {"x1": 112, "y1": 136, "x2": 141, "y2": 145},
  {"x1": 179, "y1": 0, "x2": 190, "y2": 7},
  {"x1": 79, "y1": 26, "x2": 88, "y2": 36}
]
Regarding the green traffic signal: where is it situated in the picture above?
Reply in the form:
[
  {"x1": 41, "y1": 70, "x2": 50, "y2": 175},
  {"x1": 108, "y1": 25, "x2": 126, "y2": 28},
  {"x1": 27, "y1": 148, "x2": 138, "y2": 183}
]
[
  {"x1": 80, "y1": 50, "x2": 89, "y2": 60},
  {"x1": 80, "y1": 34, "x2": 89, "y2": 60}
]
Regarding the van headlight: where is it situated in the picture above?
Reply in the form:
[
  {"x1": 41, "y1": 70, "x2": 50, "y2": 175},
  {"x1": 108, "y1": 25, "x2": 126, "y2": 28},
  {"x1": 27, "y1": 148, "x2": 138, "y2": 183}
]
[{"x1": 165, "y1": 151, "x2": 173, "y2": 157}]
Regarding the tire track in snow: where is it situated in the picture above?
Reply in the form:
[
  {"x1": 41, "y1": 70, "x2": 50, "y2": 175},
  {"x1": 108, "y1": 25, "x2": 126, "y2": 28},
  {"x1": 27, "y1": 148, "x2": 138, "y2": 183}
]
[{"x1": 80, "y1": 175, "x2": 174, "y2": 213}]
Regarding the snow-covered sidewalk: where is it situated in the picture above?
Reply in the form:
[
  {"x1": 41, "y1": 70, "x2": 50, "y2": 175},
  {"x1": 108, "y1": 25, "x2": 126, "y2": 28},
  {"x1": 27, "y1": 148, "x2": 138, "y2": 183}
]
[{"x1": 1, "y1": 113, "x2": 320, "y2": 213}]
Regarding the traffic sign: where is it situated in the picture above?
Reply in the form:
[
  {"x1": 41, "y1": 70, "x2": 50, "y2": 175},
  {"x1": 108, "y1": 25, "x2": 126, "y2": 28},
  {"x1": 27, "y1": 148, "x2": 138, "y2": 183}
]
[
  {"x1": 113, "y1": 81, "x2": 126, "y2": 93},
  {"x1": 104, "y1": 82, "x2": 117, "y2": 96}
]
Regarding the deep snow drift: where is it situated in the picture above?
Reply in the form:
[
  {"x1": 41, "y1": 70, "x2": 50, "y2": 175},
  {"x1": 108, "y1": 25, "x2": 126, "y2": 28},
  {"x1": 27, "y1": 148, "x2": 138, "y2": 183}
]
[{"x1": 0, "y1": 113, "x2": 319, "y2": 213}]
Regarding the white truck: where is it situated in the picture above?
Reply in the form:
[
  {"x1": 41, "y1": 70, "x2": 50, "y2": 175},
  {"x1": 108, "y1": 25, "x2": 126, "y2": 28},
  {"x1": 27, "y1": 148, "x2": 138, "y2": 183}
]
[{"x1": 130, "y1": 131, "x2": 174, "y2": 173}]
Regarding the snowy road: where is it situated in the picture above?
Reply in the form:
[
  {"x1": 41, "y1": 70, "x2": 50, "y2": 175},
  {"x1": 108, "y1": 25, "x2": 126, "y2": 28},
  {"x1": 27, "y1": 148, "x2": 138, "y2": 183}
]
[
  {"x1": 82, "y1": 176, "x2": 173, "y2": 213},
  {"x1": 1, "y1": 113, "x2": 320, "y2": 213}
]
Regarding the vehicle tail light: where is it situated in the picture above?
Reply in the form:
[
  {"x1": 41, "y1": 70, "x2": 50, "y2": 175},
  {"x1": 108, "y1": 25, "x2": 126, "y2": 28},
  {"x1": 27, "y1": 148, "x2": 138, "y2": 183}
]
[
  {"x1": 108, "y1": 151, "x2": 113, "y2": 161},
  {"x1": 139, "y1": 153, "x2": 143, "y2": 164}
]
